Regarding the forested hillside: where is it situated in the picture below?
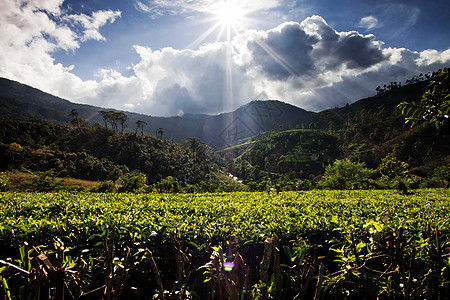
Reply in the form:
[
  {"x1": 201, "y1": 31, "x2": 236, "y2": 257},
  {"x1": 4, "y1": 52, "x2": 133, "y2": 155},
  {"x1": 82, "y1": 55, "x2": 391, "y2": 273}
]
[
  {"x1": 0, "y1": 77, "x2": 320, "y2": 148},
  {"x1": 0, "y1": 118, "x2": 244, "y2": 192},
  {"x1": 218, "y1": 69, "x2": 450, "y2": 190},
  {"x1": 0, "y1": 69, "x2": 448, "y2": 192}
]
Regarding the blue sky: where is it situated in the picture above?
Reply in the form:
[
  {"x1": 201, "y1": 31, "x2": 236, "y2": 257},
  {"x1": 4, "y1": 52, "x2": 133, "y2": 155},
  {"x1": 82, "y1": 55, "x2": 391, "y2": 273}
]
[{"x1": 0, "y1": 0, "x2": 449, "y2": 116}]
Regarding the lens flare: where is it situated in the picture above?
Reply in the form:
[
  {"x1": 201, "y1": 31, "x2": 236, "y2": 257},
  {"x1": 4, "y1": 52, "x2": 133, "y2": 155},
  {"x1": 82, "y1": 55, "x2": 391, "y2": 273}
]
[{"x1": 223, "y1": 261, "x2": 235, "y2": 271}]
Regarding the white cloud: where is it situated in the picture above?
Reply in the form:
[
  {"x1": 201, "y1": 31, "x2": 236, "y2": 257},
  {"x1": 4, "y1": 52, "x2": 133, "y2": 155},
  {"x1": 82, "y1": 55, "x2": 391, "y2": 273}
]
[
  {"x1": 416, "y1": 49, "x2": 450, "y2": 66},
  {"x1": 0, "y1": 0, "x2": 121, "y2": 108},
  {"x1": 134, "y1": 0, "x2": 285, "y2": 17},
  {"x1": 0, "y1": 1, "x2": 449, "y2": 117},
  {"x1": 357, "y1": 16, "x2": 379, "y2": 30},
  {"x1": 65, "y1": 10, "x2": 122, "y2": 42},
  {"x1": 130, "y1": 43, "x2": 254, "y2": 115},
  {"x1": 98, "y1": 15, "x2": 448, "y2": 116}
]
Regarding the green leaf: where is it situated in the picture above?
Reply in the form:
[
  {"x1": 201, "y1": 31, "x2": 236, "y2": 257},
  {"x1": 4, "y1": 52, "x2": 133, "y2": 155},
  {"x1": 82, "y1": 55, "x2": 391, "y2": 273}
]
[
  {"x1": 1, "y1": 277, "x2": 11, "y2": 300},
  {"x1": 283, "y1": 245, "x2": 293, "y2": 262}
]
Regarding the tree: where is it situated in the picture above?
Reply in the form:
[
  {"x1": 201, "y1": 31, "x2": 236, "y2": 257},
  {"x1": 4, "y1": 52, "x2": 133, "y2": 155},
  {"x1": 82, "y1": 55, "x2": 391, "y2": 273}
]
[
  {"x1": 398, "y1": 68, "x2": 449, "y2": 130},
  {"x1": 378, "y1": 153, "x2": 414, "y2": 193},
  {"x1": 184, "y1": 137, "x2": 213, "y2": 183},
  {"x1": 156, "y1": 176, "x2": 181, "y2": 193},
  {"x1": 99, "y1": 110, "x2": 112, "y2": 129},
  {"x1": 309, "y1": 122, "x2": 318, "y2": 130},
  {"x1": 319, "y1": 159, "x2": 375, "y2": 190},
  {"x1": 70, "y1": 109, "x2": 80, "y2": 129},
  {"x1": 116, "y1": 112, "x2": 128, "y2": 133},
  {"x1": 378, "y1": 153, "x2": 409, "y2": 181},
  {"x1": 98, "y1": 110, "x2": 128, "y2": 132},
  {"x1": 135, "y1": 120, "x2": 147, "y2": 136},
  {"x1": 116, "y1": 171, "x2": 147, "y2": 192},
  {"x1": 69, "y1": 109, "x2": 86, "y2": 131},
  {"x1": 157, "y1": 127, "x2": 165, "y2": 139}
]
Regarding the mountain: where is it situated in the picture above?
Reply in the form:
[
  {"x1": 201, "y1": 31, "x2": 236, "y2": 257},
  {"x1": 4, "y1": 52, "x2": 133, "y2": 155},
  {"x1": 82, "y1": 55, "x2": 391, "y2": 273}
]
[
  {"x1": 0, "y1": 78, "x2": 102, "y2": 124},
  {"x1": 0, "y1": 77, "x2": 320, "y2": 148},
  {"x1": 1, "y1": 76, "x2": 448, "y2": 189},
  {"x1": 0, "y1": 76, "x2": 434, "y2": 149}
]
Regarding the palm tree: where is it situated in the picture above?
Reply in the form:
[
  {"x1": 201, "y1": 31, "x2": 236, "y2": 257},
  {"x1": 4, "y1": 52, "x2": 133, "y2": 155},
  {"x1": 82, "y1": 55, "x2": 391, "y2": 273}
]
[
  {"x1": 136, "y1": 120, "x2": 147, "y2": 136},
  {"x1": 157, "y1": 127, "x2": 165, "y2": 139}
]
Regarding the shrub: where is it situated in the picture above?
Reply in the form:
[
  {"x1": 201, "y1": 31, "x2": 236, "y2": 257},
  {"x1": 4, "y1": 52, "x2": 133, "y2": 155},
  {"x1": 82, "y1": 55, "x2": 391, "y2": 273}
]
[
  {"x1": 92, "y1": 180, "x2": 116, "y2": 193},
  {"x1": 116, "y1": 171, "x2": 147, "y2": 192},
  {"x1": 319, "y1": 159, "x2": 376, "y2": 190},
  {"x1": 156, "y1": 176, "x2": 181, "y2": 193},
  {"x1": 0, "y1": 171, "x2": 8, "y2": 191}
]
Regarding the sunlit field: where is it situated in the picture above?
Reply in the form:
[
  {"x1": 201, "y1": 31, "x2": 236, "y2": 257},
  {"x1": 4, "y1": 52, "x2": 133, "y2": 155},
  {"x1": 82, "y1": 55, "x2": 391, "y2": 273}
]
[{"x1": 1, "y1": 189, "x2": 448, "y2": 298}]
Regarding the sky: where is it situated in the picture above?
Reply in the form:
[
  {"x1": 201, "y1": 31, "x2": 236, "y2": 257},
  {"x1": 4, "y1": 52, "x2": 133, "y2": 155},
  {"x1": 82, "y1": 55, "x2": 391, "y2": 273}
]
[{"x1": 0, "y1": 0, "x2": 449, "y2": 117}]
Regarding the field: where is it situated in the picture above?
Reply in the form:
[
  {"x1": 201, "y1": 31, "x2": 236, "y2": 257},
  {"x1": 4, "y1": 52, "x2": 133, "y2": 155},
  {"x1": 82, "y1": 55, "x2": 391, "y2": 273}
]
[{"x1": 0, "y1": 189, "x2": 449, "y2": 299}]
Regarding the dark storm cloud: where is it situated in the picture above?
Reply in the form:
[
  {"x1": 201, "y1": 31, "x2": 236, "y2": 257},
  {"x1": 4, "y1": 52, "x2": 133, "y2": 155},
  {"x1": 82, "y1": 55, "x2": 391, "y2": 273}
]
[
  {"x1": 153, "y1": 82, "x2": 198, "y2": 113},
  {"x1": 247, "y1": 23, "x2": 318, "y2": 80},
  {"x1": 332, "y1": 33, "x2": 387, "y2": 69},
  {"x1": 245, "y1": 17, "x2": 389, "y2": 84},
  {"x1": 309, "y1": 17, "x2": 388, "y2": 70}
]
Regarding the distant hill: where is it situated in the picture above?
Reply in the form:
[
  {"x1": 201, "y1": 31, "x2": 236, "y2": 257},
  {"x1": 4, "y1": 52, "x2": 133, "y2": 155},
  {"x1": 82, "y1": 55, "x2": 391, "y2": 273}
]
[
  {"x1": 0, "y1": 76, "x2": 431, "y2": 149},
  {"x1": 0, "y1": 78, "x2": 102, "y2": 124},
  {"x1": 0, "y1": 78, "x2": 321, "y2": 148},
  {"x1": 1, "y1": 75, "x2": 448, "y2": 188},
  {"x1": 324, "y1": 81, "x2": 429, "y2": 129}
]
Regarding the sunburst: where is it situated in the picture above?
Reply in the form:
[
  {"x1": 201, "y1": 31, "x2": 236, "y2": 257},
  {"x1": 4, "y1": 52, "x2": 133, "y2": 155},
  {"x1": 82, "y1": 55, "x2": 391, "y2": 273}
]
[
  {"x1": 188, "y1": 0, "x2": 249, "y2": 47},
  {"x1": 213, "y1": 1, "x2": 246, "y2": 30}
]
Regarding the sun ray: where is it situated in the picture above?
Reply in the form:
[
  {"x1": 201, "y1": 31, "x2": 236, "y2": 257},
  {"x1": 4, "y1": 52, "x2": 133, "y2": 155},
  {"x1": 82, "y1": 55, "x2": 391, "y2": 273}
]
[
  {"x1": 213, "y1": 1, "x2": 246, "y2": 30},
  {"x1": 188, "y1": 0, "x2": 250, "y2": 47},
  {"x1": 186, "y1": 21, "x2": 222, "y2": 49},
  {"x1": 252, "y1": 39, "x2": 301, "y2": 77}
]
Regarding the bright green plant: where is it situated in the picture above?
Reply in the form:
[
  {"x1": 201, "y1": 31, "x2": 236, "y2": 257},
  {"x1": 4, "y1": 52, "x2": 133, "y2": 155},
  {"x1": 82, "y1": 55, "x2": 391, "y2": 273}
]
[
  {"x1": 0, "y1": 190, "x2": 449, "y2": 298},
  {"x1": 156, "y1": 176, "x2": 181, "y2": 193},
  {"x1": 398, "y1": 68, "x2": 450, "y2": 130},
  {"x1": 116, "y1": 171, "x2": 147, "y2": 192},
  {"x1": 0, "y1": 172, "x2": 8, "y2": 192},
  {"x1": 319, "y1": 159, "x2": 375, "y2": 189}
]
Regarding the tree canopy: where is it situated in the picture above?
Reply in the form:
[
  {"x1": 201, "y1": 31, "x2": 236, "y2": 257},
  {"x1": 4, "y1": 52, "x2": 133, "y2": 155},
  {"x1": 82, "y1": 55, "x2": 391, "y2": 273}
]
[{"x1": 398, "y1": 68, "x2": 449, "y2": 130}]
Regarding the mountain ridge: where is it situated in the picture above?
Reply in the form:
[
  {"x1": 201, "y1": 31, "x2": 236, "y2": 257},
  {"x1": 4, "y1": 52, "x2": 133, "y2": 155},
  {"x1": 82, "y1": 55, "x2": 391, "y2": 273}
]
[
  {"x1": 0, "y1": 76, "x2": 424, "y2": 148},
  {"x1": 0, "y1": 77, "x2": 324, "y2": 148}
]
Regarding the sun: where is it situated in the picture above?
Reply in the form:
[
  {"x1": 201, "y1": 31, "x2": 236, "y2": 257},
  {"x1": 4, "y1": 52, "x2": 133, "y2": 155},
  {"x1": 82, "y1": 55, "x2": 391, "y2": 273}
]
[
  {"x1": 208, "y1": 0, "x2": 248, "y2": 41},
  {"x1": 213, "y1": 1, "x2": 246, "y2": 28},
  {"x1": 186, "y1": 0, "x2": 251, "y2": 48}
]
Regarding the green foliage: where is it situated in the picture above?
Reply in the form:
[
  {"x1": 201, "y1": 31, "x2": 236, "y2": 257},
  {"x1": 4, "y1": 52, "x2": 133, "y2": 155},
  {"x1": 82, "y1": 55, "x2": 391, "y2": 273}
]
[
  {"x1": 155, "y1": 176, "x2": 181, "y2": 193},
  {"x1": 319, "y1": 159, "x2": 376, "y2": 190},
  {"x1": 1, "y1": 68, "x2": 450, "y2": 191},
  {"x1": 422, "y1": 162, "x2": 450, "y2": 188},
  {"x1": 98, "y1": 110, "x2": 129, "y2": 132},
  {"x1": 398, "y1": 68, "x2": 450, "y2": 130},
  {"x1": 0, "y1": 190, "x2": 449, "y2": 298},
  {"x1": 92, "y1": 180, "x2": 116, "y2": 192},
  {"x1": 0, "y1": 172, "x2": 8, "y2": 191},
  {"x1": 0, "y1": 118, "x2": 221, "y2": 186},
  {"x1": 378, "y1": 153, "x2": 409, "y2": 180},
  {"x1": 430, "y1": 163, "x2": 450, "y2": 188},
  {"x1": 30, "y1": 171, "x2": 64, "y2": 192},
  {"x1": 116, "y1": 171, "x2": 147, "y2": 192},
  {"x1": 377, "y1": 153, "x2": 419, "y2": 192},
  {"x1": 223, "y1": 130, "x2": 342, "y2": 184}
]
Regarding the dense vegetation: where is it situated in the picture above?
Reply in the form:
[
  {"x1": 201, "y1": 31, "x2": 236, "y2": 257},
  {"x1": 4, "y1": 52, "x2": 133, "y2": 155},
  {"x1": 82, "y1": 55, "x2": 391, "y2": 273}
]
[
  {"x1": 0, "y1": 190, "x2": 448, "y2": 299},
  {"x1": 0, "y1": 68, "x2": 448, "y2": 192},
  {"x1": 0, "y1": 118, "x2": 247, "y2": 192},
  {"x1": 0, "y1": 69, "x2": 448, "y2": 299},
  {"x1": 218, "y1": 69, "x2": 450, "y2": 191}
]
